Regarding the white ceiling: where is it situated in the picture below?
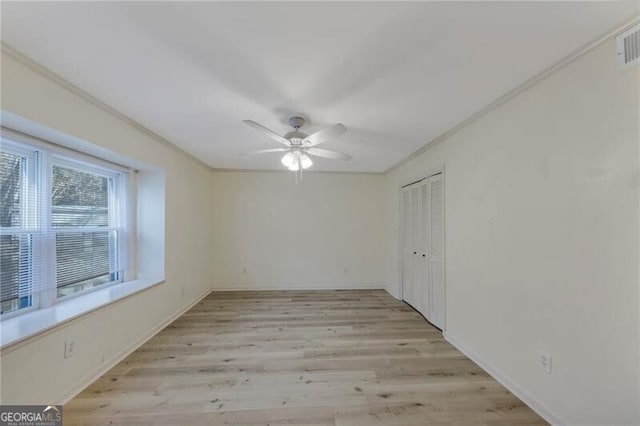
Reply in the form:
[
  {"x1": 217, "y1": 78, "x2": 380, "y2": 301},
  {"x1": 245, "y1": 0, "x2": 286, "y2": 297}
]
[{"x1": 1, "y1": 2, "x2": 637, "y2": 172}]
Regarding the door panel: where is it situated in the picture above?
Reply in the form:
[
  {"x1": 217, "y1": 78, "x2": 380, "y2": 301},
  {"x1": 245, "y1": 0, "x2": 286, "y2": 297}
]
[
  {"x1": 409, "y1": 186, "x2": 422, "y2": 311},
  {"x1": 420, "y1": 183, "x2": 430, "y2": 318},
  {"x1": 429, "y1": 175, "x2": 445, "y2": 329},
  {"x1": 401, "y1": 189, "x2": 413, "y2": 302}
]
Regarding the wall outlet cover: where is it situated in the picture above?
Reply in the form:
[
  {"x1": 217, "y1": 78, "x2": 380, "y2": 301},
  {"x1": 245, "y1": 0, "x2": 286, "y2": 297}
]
[
  {"x1": 64, "y1": 341, "x2": 76, "y2": 359},
  {"x1": 538, "y1": 350, "x2": 552, "y2": 374}
]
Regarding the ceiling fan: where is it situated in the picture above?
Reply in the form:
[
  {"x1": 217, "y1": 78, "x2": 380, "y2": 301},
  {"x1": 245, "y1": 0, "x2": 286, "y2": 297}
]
[{"x1": 241, "y1": 116, "x2": 352, "y2": 171}]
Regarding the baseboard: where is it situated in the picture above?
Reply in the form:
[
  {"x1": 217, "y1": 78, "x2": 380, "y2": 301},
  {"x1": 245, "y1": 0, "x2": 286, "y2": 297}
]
[
  {"x1": 384, "y1": 285, "x2": 402, "y2": 300},
  {"x1": 59, "y1": 287, "x2": 213, "y2": 404},
  {"x1": 443, "y1": 331, "x2": 564, "y2": 426},
  {"x1": 212, "y1": 283, "x2": 385, "y2": 291}
]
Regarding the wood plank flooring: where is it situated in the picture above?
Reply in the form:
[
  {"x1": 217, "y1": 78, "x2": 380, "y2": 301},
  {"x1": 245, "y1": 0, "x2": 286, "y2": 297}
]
[{"x1": 64, "y1": 290, "x2": 547, "y2": 425}]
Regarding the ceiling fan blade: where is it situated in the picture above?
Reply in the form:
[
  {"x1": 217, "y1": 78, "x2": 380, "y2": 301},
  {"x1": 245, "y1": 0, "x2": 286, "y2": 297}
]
[
  {"x1": 242, "y1": 120, "x2": 291, "y2": 147},
  {"x1": 305, "y1": 147, "x2": 352, "y2": 161},
  {"x1": 302, "y1": 123, "x2": 347, "y2": 147},
  {"x1": 240, "y1": 148, "x2": 289, "y2": 156}
]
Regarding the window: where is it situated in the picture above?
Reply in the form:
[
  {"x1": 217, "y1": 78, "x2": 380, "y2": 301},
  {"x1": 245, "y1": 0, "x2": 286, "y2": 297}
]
[{"x1": 0, "y1": 136, "x2": 128, "y2": 317}]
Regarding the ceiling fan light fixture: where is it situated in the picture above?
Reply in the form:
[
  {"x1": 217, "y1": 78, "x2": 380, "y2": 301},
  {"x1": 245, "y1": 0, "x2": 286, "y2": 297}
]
[
  {"x1": 300, "y1": 153, "x2": 313, "y2": 169},
  {"x1": 281, "y1": 151, "x2": 313, "y2": 171},
  {"x1": 281, "y1": 151, "x2": 296, "y2": 168},
  {"x1": 288, "y1": 162, "x2": 300, "y2": 172}
]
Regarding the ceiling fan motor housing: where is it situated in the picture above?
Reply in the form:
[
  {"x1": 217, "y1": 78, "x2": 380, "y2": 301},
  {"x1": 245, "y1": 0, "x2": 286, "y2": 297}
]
[
  {"x1": 285, "y1": 117, "x2": 307, "y2": 145},
  {"x1": 284, "y1": 130, "x2": 308, "y2": 144},
  {"x1": 288, "y1": 116, "x2": 305, "y2": 129}
]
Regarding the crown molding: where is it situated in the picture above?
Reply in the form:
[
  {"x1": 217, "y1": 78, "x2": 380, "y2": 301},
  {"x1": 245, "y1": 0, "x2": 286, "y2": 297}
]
[
  {"x1": 1, "y1": 43, "x2": 214, "y2": 172},
  {"x1": 212, "y1": 167, "x2": 384, "y2": 176},
  {"x1": 384, "y1": 14, "x2": 640, "y2": 174}
]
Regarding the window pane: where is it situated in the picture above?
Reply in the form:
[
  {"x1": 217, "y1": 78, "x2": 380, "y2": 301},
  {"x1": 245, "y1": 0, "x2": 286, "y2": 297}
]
[
  {"x1": 1, "y1": 150, "x2": 24, "y2": 228},
  {"x1": 52, "y1": 165, "x2": 109, "y2": 227},
  {"x1": 56, "y1": 231, "x2": 118, "y2": 297},
  {"x1": 0, "y1": 233, "x2": 33, "y2": 314}
]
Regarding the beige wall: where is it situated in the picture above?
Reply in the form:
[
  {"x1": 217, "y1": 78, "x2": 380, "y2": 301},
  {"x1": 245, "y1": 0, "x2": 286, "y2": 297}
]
[
  {"x1": 211, "y1": 171, "x2": 386, "y2": 290},
  {"x1": 385, "y1": 37, "x2": 639, "y2": 424},
  {"x1": 0, "y1": 51, "x2": 214, "y2": 404}
]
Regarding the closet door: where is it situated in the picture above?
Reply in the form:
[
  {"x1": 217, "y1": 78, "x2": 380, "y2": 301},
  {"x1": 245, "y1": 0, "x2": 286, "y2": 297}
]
[
  {"x1": 428, "y1": 174, "x2": 445, "y2": 329},
  {"x1": 401, "y1": 189, "x2": 413, "y2": 303},
  {"x1": 409, "y1": 185, "x2": 422, "y2": 312},
  {"x1": 419, "y1": 182, "x2": 430, "y2": 318}
]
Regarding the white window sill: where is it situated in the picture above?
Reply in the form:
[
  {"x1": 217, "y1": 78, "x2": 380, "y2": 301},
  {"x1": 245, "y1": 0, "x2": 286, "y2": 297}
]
[{"x1": 0, "y1": 277, "x2": 165, "y2": 349}]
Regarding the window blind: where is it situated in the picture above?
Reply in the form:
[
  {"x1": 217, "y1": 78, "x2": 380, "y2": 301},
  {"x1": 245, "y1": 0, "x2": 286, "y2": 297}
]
[{"x1": 0, "y1": 137, "x2": 128, "y2": 316}]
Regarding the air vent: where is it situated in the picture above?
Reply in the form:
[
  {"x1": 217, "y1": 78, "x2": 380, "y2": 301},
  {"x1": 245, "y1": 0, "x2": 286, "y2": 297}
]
[{"x1": 617, "y1": 24, "x2": 640, "y2": 70}]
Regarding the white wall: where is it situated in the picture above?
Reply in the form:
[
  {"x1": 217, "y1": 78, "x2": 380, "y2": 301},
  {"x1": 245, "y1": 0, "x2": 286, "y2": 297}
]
[
  {"x1": 0, "y1": 50, "x2": 214, "y2": 404},
  {"x1": 211, "y1": 171, "x2": 386, "y2": 290},
  {"x1": 385, "y1": 37, "x2": 639, "y2": 425}
]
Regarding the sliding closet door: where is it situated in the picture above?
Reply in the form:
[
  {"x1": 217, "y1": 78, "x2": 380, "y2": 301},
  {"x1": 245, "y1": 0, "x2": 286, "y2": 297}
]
[
  {"x1": 401, "y1": 184, "x2": 423, "y2": 313},
  {"x1": 401, "y1": 189, "x2": 414, "y2": 303},
  {"x1": 428, "y1": 174, "x2": 445, "y2": 329},
  {"x1": 419, "y1": 182, "x2": 430, "y2": 318},
  {"x1": 409, "y1": 185, "x2": 422, "y2": 312}
]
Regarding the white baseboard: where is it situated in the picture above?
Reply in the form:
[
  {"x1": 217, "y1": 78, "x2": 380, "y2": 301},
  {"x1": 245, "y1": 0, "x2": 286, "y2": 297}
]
[
  {"x1": 384, "y1": 285, "x2": 402, "y2": 300},
  {"x1": 59, "y1": 287, "x2": 213, "y2": 404},
  {"x1": 443, "y1": 331, "x2": 564, "y2": 426},
  {"x1": 211, "y1": 283, "x2": 385, "y2": 291}
]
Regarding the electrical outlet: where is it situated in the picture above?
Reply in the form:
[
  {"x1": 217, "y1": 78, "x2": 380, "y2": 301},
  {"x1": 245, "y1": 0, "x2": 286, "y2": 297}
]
[
  {"x1": 64, "y1": 340, "x2": 76, "y2": 359},
  {"x1": 538, "y1": 350, "x2": 552, "y2": 374}
]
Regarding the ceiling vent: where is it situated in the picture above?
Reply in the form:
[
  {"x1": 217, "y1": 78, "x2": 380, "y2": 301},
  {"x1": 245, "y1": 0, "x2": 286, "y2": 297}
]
[{"x1": 616, "y1": 23, "x2": 640, "y2": 70}]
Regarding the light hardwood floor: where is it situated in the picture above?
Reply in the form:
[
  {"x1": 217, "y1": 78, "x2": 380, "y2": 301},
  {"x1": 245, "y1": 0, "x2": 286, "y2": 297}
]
[{"x1": 64, "y1": 290, "x2": 547, "y2": 425}]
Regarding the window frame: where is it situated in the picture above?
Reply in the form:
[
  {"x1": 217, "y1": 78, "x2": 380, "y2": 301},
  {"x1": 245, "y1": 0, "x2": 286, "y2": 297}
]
[
  {"x1": 0, "y1": 141, "x2": 40, "y2": 319},
  {"x1": 1, "y1": 133, "x2": 130, "y2": 318}
]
